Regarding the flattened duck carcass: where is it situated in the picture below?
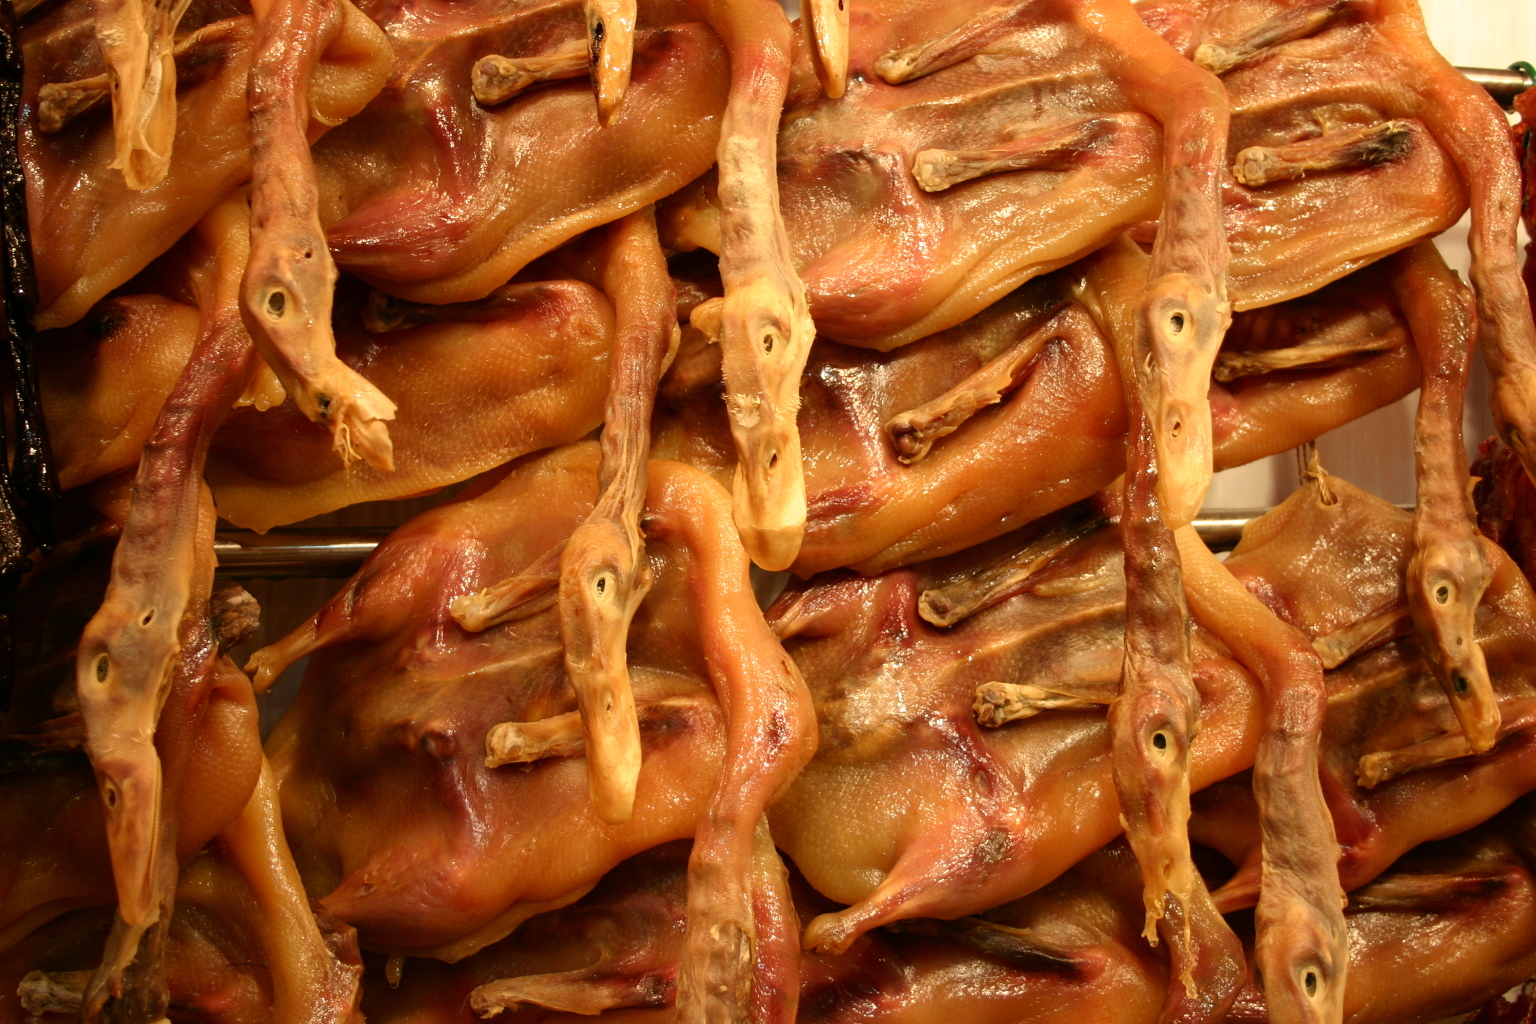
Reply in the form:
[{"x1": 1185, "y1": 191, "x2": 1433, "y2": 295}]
[
  {"x1": 1223, "y1": 806, "x2": 1536, "y2": 1024},
  {"x1": 254, "y1": 443, "x2": 814, "y2": 1021},
  {"x1": 360, "y1": 839, "x2": 1193, "y2": 1024},
  {"x1": 763, "y1": 506, "x2": 1258, "y2": 1001},
  {"x1": 23, "y1": 0, "x2": 391, "y2": 331},
  {"x1": 1202, "y1": 469, "x2": 1536, "y2": 911},
  {"x1": 1141, "y1": 0, "x2": 1536, "y2": 493},
  {"x1": 656, "y1": 251, "x2": 1419, "y2": 576}
]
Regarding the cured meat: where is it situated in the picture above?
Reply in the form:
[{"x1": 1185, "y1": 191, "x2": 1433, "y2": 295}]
[
  {"x1": 763, "y1": 507, "x2": 1260, "y2": 989},
  {"x1": 657, "y1": 250, "x2": 1420, "y2": 576},
  {"x1": 1142, "y1": 0, "x2": 1536, "y2": 495},
  {"x1": 22, "y1": 0, "x2": 391, "y2": 331},
  {"x1": 359, "y1": 839, "x2": 1190, "y2": 1024},
  {"x1": 253, "y1": 444, "x2": 814, "y2": 1020},
  {"x1": 1202, "y1": 469, "x2": 1536, "y2": 910}
]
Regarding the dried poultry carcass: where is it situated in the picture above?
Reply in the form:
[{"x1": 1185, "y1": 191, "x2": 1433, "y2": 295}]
[
  {"x1": 1187, "y1": 467, "x2": 1536, "y2": 919},
  {"x1": 665, "y1": 0, "x2": 1232, "y2": 526},
  {"x1": 656, "y1": 248, "x2": 1421, "y2": 576},
  {"x1": 1223, "y1": 803, "x2": 1536, "y2": 1024},
  {"x1": 1136, "y1": 0, "x2": 1528, "y2": 755},
  {"x1": 358, "y1": 839, "x2": 1185, "y2": 1024},
  {"x1": 1, "y1": 531, "x2": 365, "y2": 1020},
  {"x1": 252, "y1": 443, "x2": 816, "y2": 1022},
  {"x1": 0, "y1": 772, "x2": 369, "y2": 1024},
  {"x1": 762, "y1": 505, "x2": 1257, "y2": 1020},
  {"x1": 319, "y1": 0, "x2": 811, "y2": 573},
  {"x1": 55, "y1": 193, "x2": 363, "y2": 1021}
]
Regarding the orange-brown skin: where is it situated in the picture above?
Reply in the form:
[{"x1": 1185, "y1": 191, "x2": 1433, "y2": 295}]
[
  {"x1": 657, "y1": 256, "x2": 1418, "y2": 579},
  {"x1": 1145, "y1": 0, "x2": 1536, "y2": 491},
  {"x1": 241, "y1": 0, "x2": 396, "y2": 472},
  {"x1": 72, "y1": 195, "x2": 257, "y2": 1018},
  {"x1": 257, "y1": 446, "x2": 814, "y2": 1019},
  {"x1": 764, "y1": 516, "x2": 1262, "y2": 961},
  {"x1": 450, "y1": 211, "x2": 675, "y2": 826},
  {"x1": 1213, "y1": 475, "x2": 1536, "y2": 910},
  {"x1": 22, "y1": 1, "x2": 392, "y2": 331}
]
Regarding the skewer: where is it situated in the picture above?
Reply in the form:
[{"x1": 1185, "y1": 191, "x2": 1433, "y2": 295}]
[{"x1": 1458, "y1": 63, "x2": 1535, "y2": 109}]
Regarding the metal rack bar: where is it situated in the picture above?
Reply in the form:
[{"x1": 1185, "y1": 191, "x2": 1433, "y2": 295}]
[
  {"x1": 212, "y1": 511, "x2": 1288, "y2": 579},
  {"x1": 1460, "y1": 63, "x2": 1536, "y2": 108}
]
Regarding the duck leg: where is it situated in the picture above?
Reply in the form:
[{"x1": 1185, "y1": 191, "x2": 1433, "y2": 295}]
[
  {"x1": 1390, "y1": 241, "x2": 1499, "y2": 751},
  {"x1": 242, "y1": 0, "x2": 396, "y2": 471}
]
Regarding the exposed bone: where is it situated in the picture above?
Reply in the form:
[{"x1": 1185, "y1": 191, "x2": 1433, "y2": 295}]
[
  {"x1": 486, "y1": 710, "x2": 586, "y2": 766},
  {"x1": 1193, "y1": 0, "x2": 1352, "y2": 76},
  {"x1": 1349, "y1": 869, "x2": 1515, "y2": 911},
  {"x1": 913, "y1": 117, "x2": 1117, "y2": 193},
  {"x1": 37, "y1": 22, "x2": 225, "y2": 134},
  {"x1": 918, "y1": 508, "x2": 1104, "y2": 626},
  {"x1": 18, "y1": 970, "x2": 91, "y2": 1015},
  {"x1": 1392, "y1": 243, "x2": 1499, "y2": 753},
  {"x1": 973, "y1": 678, "x2": 1116, "y2": 727},
  {"x1": 884, "y1": 318, "x2": 1057, "y2": 464},
  {"x1": 89, "y1": 0, "x2": 194, "y2": 189},
  {"x1": 1311, "y1": 604, "x2": 1412, "y2": 670},
  {"x1": 448, "y1": 542, "x2": 563, "y2": 635},
  {"x1": 886, "y1": 917, "x2": 1080, "y2": 971},
  {"x1": 1356, "y1": 700, "x2": 1536, "y2": 788},
  {"x1": 1177, "y1": 525, "x2": 1348, "y2": 1024},
  {"x1": 1233, "y1": 120, "x2": 1413, "y2": 188},
  {"x1": 472, "y1": 965, "x2": 672, "y2": 1018},
  {"x1": 873, "y1": 3, "x2": 1020, "y2": 85},
  {"x1": 471, "y1": 40, "x2": 587, "y2": 107},
  {"x1": 584, "y1": 0, "x2": 635, "y2": 124},
  {"x1": 802, "y1": 0, "x2": 849, "y2": 99},
  {"x1": 242, "y1": 0, "x2": 396, "y2": 472},
  {"x1": 208, "y1": 584, "x2": 260, "y2": 654},
  {"x1": 1214, "y1": 328, "x2": 1403, "y2": 382}
]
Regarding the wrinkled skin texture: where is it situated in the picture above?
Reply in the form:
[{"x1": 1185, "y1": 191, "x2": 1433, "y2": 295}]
[
  {"x1": 1142, "y1": 0, "x2": 1536, "y2": 494},
  {"x1": 446, "y1": 212, "x2": 674, "y2": 827},
  {"x1": 1223, "y1": 808, "x2": 1536, "y2": 1024},
  {"x1": 259, "y1": 442, "x2": 814, "y2": 1024},
  {"x1": 21, "y1": 0, "x2": 389, "y2": 330},
  {"x1": 34, "y1": 276, "x2": 616, "y2": 532},
  {"x1": 763, "y1": 512, "x2": 1261, "y2": 970},
  {"x1": 656, "y1": 257, "x2": 1420, "y2": 577},
  {"x1": 1202, "y1": 474, "x2": 1536, "y2": 912},
  {"x1": 696, "y1": 0, "x2": 1224, "y2": 356},
  {"x1": 1475, "y1": 435, "x2": 1536, "y2": 586}
]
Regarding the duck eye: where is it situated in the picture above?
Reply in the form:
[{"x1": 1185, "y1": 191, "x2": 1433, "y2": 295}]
[{"x1": 1304, "y1": 970, "x2": 1318, "y2": 997}]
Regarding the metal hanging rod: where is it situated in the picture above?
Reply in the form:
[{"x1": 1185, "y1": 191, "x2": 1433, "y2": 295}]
[
  {"x1": 1460, "y1": 63, "x2": 1535, "y2": 108},
  {"x1": 212, "y1": 511, "x2": 1287, "y2": 579}
]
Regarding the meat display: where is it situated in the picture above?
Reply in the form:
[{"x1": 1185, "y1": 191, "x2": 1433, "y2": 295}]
[{"x1": 3, "y1": 0, "x2": 1536, "y2": 1022}]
